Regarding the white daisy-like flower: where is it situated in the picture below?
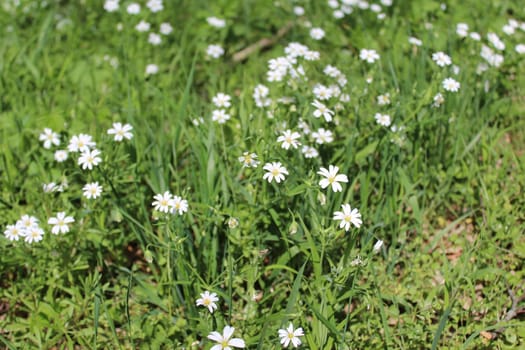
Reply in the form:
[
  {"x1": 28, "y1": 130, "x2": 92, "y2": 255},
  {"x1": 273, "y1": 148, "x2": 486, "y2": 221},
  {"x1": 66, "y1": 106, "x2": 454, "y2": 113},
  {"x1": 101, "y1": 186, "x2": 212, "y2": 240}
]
[
  {"x1": 432, "y1": 52, "x2": 452, "y2": 67},
  {"x1": 196, "y1": 291, "x2": 219, "y2": 313},
  {"x1": 107, "y1": 122, "x2": 133, "y2": 141},
  {"x1": 312, "y1": 128, "x2": 333, "y2": 144},
  {"x1": 278, "y1": 323, "x2": 304, "y2": 348},
  {"x1": 170, "y1": 196, "x2": 188, "y2": 215},
  {"x1": 24, "y1": 226, "x2": 44, "y2": 244},
  {"x1": 293, "y1": 6, "x2": 305, "y2": 16},
  {"x1": 301, "y1": 145, "x2": 319, "y2": 158},
  {"x1": 78, "y1": 149, "x2": 102, "y2": 170},
  {"x1": 4, "y1": 224, "x2": 24, "y2": 241},
  {"x1": 207, "y1": 326, "x2": 245, "y2": 350},
  {"x1": 311, "y1": 100, "x2": 334, "y2": 122},
  {"x1": 318, "y1": 165, "x2": 348, "y2": 192},
  {"x1": 442, "y1": 78, "x2": 460, "y2": 92},
  {"x1": 82, "y1": 182, "x2": 103, "y2": 199},
  {"x1": 312, "y1": 84, "x2": 333, "y2": 101},
  {"x1": 43, "y1": 182, "x2": 59, "y2": 193},
  {"x1": 148, "y1": 33, "x2": 162, "y2": 45},
  {"x1": 360, "y1": 49, "x2": 380, "y2": 63},
  {"x1": 135, "y1": 20, "x2": 150, "y2": 32},
  {"x1": 408, "y1": 37, "x2": 422, "y2": 46},
  {"x1": 212, "y1": 93, "x2": 232, "y2": 108},
  {"x1": 207, "y1": 16, "x2": 226, "y2": 28},
  {"x1": 145, "y1": 64, "x2": 159, "y2": 76},
  {"x1": 103, "y1": 0, "x2": 119, "y2": 12},
  {"x1": 263, "y1": 162, "x2": 289, "y2": 183},
  {"x1": 68, "y1": 134, "x2": 96, "y2": 153},
  {"x1": 207, "y1": 44, "x2": 224, "y2": 59},
  {"x1": 375, "y1": 113, "x2": 392, "y2": 127},
  {"x1": 39, "y1": 128, "x2": 60, "y2": 149},
  {"x1": 159, "y1": 22, "x2": 173, "y2": 35},
  {"x1": 146, "y1": 0, "x2": 163, "y2": 12},
  {"x1": 54, "y1": 150, "x2": 68, "y2": 162},
  {"x1": 212, "y1": 109, "x2": 231, "y2": 124},
  {"x1": 48, "y1": 212, "x2": 74, "y2": 234},
  {"x1": 152, "y1": 191, "x2": 173, "y2": 213},
  {"x1": 432, "y1": 93, "x2": 445, "y2": 107},
  {"x1": 126, "y1": 3, "x2": 140, "y2": 14},
  {"x1": 17, "y1": 215, "x2": 39, "y2": 231},
  {"x1": 277, "y1": 130, "x2": 301, "y2": 150},
  {"x1": 238, "y1": 152, "x2": 260, "y2": 168},
  {"x1": 377, "y1": 93, "x2": 391, "y2": 105},
  {"x1": 310, "y1": 27, "x2": 325, "y2": 40},
  {"x1": 333, "y1": 204, "x2": 362, "y2": 230}
]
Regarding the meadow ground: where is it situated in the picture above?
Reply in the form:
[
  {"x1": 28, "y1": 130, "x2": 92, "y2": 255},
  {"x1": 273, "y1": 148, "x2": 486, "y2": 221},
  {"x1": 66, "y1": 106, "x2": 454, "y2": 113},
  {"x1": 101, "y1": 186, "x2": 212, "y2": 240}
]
[{"x1": 1, "y1": 0, "x2": 524, "y2": 349}]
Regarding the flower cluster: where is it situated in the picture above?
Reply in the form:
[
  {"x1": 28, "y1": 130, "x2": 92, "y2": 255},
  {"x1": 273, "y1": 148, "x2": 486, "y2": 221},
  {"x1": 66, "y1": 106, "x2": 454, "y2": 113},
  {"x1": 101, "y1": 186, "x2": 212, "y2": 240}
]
[
  {"x1": 152, "y1": 191, "x2": 188, "y2": 215},
  {"x1": 196, "y1": 289, "x2": 305, "y2": 348},
  {"x1": 4, "y1": 212, "x2": 74, "y2": 244}
]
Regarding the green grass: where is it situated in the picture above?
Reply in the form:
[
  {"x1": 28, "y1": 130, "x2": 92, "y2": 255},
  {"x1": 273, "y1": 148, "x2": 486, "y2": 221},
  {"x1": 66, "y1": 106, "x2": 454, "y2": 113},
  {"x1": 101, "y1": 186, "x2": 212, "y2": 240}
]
[{"x1": 1, "y1": 0, "x2": 524, "y2": 349}]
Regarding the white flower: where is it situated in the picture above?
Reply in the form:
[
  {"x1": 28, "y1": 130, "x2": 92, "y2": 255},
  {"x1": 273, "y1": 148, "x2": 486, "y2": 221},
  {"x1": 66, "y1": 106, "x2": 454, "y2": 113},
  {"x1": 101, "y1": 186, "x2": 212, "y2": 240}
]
[
  {"x1": 456, "y1": 23, "x2": 469, "y2": 37},
  {"x1": 293, "y1": 6, "x2": 305, "y2": 16},
  {"x1": 263, "y1": 162, "x2": 289, "y2": 183},
  {"x1": 135, "y1": 20, "x2": 150, "y2": 32},
  {"x1": 145, "y1": 63, "x2": 159, "y2": 75},
  {"x1": 146, "y1": 0, "x2": 163, "y2": 12},
  {"x1": 207, "y1": 326, "x2": 245, "y2": 350},
  {"x1": 442, "y1": 78, "x2": 460, "y2": 92},
  {"x1": 152, "y1": 191, "x2": 173, "y2": 213},
  {"x1": 277, "y1": 130, "x2": 301, "y2": 150},
  {"x1": 207, "y1": 44, "x2": 224, "y2": 59},
  {"x1": 148, "y1": 33, "x2": 162, "y2": 45},
  {"x1": 4, "y1": 224, "x2": 24, "y2": 241},
  {"x1": 17, "y1": 215, "x2": 39, "y2": 231},
  {"x1": 24, "y1": 226, "x2": 44, "y2": 244},
  {"x1": 313, "y1": 84, "x2": 333, "y2": 101},
  {"x1": 311, "y1": 100, "x2": 334, "y2": 122},
  {"x1": 360, "y1": 49, "x2": 380, "y2": 63},
  {"x1": 160, "y1": 22, "x2": 173, "y2": 35},
  {"x1": 196, "y1": 291, "x2": 219, "y2": 313},
  {"x1": 301, "y1": 145, "x2": 319, "y2": 158},
  {"x1": 516, "y1": 44, "x2": 525, "y2": 54},
  {"x1": 408, "y1": 37, "x2": 422, "y2": 46},
  {"x1": 278, "y1": 323, "x2": 304, "y2": 348},
  {"x1": 212, "y1": 93, "x2": 232, "y2": 108},
  {"x1": 375, "y1": 113, "x2": 391, "y2": 127},
  {"x1": 78, "y1": 149, "x2": 102, "y2": 170},
  {"x1": 469, "y1": 32, "x2": 481, "y2": 41},
  {"x1": 104, "y1": 0, "x2": 119, "y2": 12},
  {"x1": 333, "y1": 204, "x2": 362, "y2": 230},
  {"x1": 107, "y1": 122, "x2": 133, "y2": 141},
  {"x1": 312, "y1": 128, "x2": 333, "y2": 144},
  {"x1": 43, "y1": 182, "x2": 59, "y2": 193},
  {"x1": 373, "y1": 239, "x2": 384, "y2": 253},
  {"x1": 212, "y1": 109, "x2": 231, "y2": 124},
  {"x1": 318, "y1": 165, "x2": 348, "y2": 192},
  {"x1": 54, "y1": 150, "x2": 68, "y2": 162},
  {"x1": 377, "y1": 93, "x2": 391, "y2": 105},
  {"x1": 39, "y1": 128, "x2": 60, "y2": 149},
  {"x1": 207, "y1": 16, "x2": 226, "y2": 28},
  {"x1": 170, "y1": 195, "x2": 188, "y2": 215},
  {"x1": 432, "y1": 93, "x2": 445, "y2": 107},
  {"x1": 83, "y1": 182, "x2": 103, "y2": 199},
  {"x1": 126, "y1": 3, "x2": 140, "y2": 14},
  {"x1": 68, "y1": 134, "x2": 95, "y2": 153},
  {"x1": 432, "y1": 52, "x2": 452, "y2": 67},
  {"x1": 238, "y1": 152, "x2": 260, "y2": 168},
  {"x1": 310, "y1": 27, "x2": 325, "y2": 40},
  {"x1": 48, "y1": 212, "x2": 74, "y2": 234}
]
